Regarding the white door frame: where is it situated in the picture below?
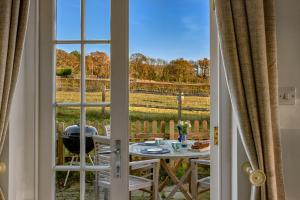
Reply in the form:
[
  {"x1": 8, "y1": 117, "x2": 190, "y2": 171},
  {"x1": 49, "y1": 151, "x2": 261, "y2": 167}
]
[
  {"x1": 38, "y1": 0, "x2": 129, "y2": 199},
  {"x1": 210, "y1": 2, "x2": 232, "y2": 200},
  {"x1": 110, "y1": 0, "x2": 129, "y2": 198}
]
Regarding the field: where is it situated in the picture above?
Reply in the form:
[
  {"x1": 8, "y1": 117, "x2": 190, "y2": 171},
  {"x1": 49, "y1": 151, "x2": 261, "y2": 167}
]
[{"x1": 56, "y1": 90, "x2": 210, "y2": 131}]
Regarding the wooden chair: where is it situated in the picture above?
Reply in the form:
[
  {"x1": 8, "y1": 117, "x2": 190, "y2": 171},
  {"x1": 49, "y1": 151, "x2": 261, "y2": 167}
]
[
  {"x1": 104, "y1": 125, "x2": 111, "y2": 137},
  {"x1": 191, "y1": 159, "x2": 210, "y2": 199},
  {"x1": 93, "y1": 135, "x2": 160, "y2": 200}
]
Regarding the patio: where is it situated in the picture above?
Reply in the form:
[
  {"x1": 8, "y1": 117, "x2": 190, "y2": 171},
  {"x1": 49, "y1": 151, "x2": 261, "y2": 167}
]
[{"x1": 56, "y1": 181, "x2": 210, "y2": 200}]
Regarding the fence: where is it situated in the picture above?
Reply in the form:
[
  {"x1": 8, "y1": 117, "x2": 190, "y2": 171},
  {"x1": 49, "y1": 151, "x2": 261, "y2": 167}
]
[
  {"x1": 56, "y1": 119, "x2": 209, "y2": 165},
  {"x1": 56, "y1": 77, "x2": 210, "y2": 95}
]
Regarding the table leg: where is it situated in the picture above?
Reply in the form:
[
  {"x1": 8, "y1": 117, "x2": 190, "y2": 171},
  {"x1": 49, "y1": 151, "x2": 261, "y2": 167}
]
[
  {"x1": 159, "y1": 159, "x2": 184, "y2": 192},
  {"x1": 160, "y1": 160, "x2": 193, "y2": 200},
  {"x1": 166, "y1": 165, "x2": 193, "y2": 200}
]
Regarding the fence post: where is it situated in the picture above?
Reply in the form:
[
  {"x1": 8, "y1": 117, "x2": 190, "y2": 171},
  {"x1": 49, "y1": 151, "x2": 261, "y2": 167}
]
[
  {"x1": 177, "y1": 92, "x2": 182, "y2": 121},
  {"x1": 57, "y1": 123, "x2": 65, "y2": 165},
  {"x1": 202, "y1": 120, "x2": 208, "y2": 130},
  {"x1": 144, "y1": 121, "x2": 149, "y2": 133},
  {"x1": 169, "y1": 120, "x2": 174, "y2": 140},
  {"x1": 101, "y1": 85, "x2": 106, "y2": 117},
  {"x1": 152, "y1": 120, "x2": 157, "y2": 136},
  {"x1": 194, "y1": 120, "x2": 199, "y2": 134}
]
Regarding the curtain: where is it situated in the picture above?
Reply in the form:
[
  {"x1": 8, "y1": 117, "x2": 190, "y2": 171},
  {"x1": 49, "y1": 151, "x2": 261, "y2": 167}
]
[
  {"x1": 214, "y1": 0, "x2": 285, "y2": 199},
  {"x1": 0, "y1": 0, "x2": 30, "y2": 199}
]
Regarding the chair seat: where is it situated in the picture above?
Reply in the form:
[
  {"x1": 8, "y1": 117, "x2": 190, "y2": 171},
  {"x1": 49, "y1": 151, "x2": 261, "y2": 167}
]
[
  {"x1": 198, "y1": 176, "x2": 210, "y2": 188},
  {"x1": 97, "y1": 175, "x2": 153, "y2": 191}
]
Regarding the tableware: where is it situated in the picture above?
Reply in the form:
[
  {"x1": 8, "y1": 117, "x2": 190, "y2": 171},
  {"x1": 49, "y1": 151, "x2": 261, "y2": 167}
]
[
  {"x1": 140, "y1": 148, "x2": 170, "y2": 154},
  {"x1": 155, "y1": 137, "x2": 164, "y2": 145},
  {"x1": 171, "y1": 141, "x2": 181, "y2": 152}
]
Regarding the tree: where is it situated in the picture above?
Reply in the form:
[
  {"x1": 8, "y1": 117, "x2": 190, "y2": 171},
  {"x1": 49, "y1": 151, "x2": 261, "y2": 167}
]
[
  {"x1": 86, "y1": 51, "x2": 110, "y2": 78},
  {"x1": 56, "y1": 49, "x2": 80, "y2": 74},
  {"x1": 198, "y1": 58, "x2": 210, "y2": 79},
  {"x1": 129, "y1": 53, "x2": 148, "y2": 79},
  {"x1": 162, "y1": 58, "x2": 197, "y2": 83}
]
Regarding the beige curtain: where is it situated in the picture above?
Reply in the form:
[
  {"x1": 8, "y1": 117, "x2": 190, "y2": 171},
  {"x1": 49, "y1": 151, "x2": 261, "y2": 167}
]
[
  {"x1": 0, "y1": 0, "x2": 30, "y2": 199},
  {"x1": 214, "y1": 0, "x2": 285, "y2": 199}
]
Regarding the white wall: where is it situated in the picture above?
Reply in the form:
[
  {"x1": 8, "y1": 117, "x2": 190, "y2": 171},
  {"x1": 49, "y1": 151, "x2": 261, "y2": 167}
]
[
  {"x1": 276, "y1": 0, "x2": 300, "y2": 199},
  {"x1": 7, "y1": 0, "x2": 38, "y2": 199}
]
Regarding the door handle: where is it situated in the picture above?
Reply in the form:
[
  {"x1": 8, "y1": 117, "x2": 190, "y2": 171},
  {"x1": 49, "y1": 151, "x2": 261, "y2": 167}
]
[{"x1": 113, "y1": 139, "x2": 121, "y2": 178}]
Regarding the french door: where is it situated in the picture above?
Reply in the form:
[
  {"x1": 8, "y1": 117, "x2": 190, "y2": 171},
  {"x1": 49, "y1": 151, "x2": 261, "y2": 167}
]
[{"x1": 39, "y1": 0, "x2": 129, "y2": 199}]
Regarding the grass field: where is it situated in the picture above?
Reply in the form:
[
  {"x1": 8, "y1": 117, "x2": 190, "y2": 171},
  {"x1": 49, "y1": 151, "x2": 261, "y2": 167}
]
[{"x1": 56, "y1": 91, "x2": 210, "y2": 127}]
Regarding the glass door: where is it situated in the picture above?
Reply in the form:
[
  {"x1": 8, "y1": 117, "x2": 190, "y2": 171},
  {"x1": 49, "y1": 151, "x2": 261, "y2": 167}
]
[{"x1": 39, "y1": 0, "x2": 129, "y2": 199}]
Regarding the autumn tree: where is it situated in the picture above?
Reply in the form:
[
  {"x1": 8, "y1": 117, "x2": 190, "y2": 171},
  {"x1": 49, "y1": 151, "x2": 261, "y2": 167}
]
[
  {"x1": 198, "y1": 58, "x2": 210, "y2": 79},
  {"x1": 162, "y1": 58, "x2": 197, "y2": 83},
  {"x1": 56, "y1": 49, "x2": 80, "y2": 74}
]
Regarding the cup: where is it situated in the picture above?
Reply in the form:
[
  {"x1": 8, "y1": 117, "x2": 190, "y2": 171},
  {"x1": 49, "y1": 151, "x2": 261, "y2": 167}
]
[
  {"x1": 171, "y1": 141, "x2": 181, "y2": 152},
  {"x1": 155, "y1": 138, "x2": 163, "y2": 145}
]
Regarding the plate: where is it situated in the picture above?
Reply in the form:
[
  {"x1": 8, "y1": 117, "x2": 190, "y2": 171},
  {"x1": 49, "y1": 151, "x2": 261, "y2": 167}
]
[
  {"x1": 144, "y1": 141, "x2": 156, "y2": 145},
  {"x1": 147, "y1": 148, "x2": 163, "y2": 152},
  {"x1": 140, "y1": 148, "x2": 171, "y2": 154},
  {"x1": 138, "y1": 141, "x2": 158, "y2": 146}
]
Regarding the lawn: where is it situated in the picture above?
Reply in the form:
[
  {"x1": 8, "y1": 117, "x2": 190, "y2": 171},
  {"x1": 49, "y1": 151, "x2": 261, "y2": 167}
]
[
  {"x1": 56, "y1": 91, "x2": 210, "y2": 134},
  {"x1": 56, "y1": 91, "x2": 210, "y2": 121}
]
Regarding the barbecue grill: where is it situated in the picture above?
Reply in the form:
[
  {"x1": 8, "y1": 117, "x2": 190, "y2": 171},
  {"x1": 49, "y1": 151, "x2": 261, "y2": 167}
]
[{"x1": 62, "y1": 124, "x2": 98, "y2": 155}]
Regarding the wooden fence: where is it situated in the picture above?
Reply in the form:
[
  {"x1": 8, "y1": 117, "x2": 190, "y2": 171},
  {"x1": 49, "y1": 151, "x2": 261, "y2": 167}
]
[{"x1": 56, "y1": 119, "x2": 209, "y2": 165}]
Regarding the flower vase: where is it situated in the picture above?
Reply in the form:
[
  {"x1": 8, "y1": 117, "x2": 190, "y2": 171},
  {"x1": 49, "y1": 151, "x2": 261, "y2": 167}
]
[
  {"x1": 181, "y1": 134, "x2": 188, "y2": 148},
  {"x1": 177, "y1": 126, "x2": 182, "y2": 142}
]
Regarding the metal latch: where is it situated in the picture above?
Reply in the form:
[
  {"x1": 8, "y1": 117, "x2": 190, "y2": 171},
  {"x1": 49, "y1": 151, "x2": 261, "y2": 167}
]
[{"x1": 214, "y1": 126, "x2": 219, "y2": 145}]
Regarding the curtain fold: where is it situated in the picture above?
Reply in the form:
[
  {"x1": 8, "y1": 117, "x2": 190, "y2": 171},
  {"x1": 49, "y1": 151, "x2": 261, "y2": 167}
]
[
  {"x1": 0, "y1": 0, "x2": 30, "y2": 199},
  {"x1": 214, "y1": 0, "x2": 285, "y2": 199}
]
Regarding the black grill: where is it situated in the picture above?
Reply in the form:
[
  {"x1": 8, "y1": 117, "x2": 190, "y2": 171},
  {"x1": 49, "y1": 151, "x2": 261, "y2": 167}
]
[{"x1": 62, "y1": 124, "x2": 97, "y2": 155}]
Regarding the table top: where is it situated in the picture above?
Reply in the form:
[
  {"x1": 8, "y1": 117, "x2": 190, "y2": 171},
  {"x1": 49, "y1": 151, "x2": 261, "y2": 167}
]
[{"x1": 129, "y1": 140, "x2": 210, "y2": 159}]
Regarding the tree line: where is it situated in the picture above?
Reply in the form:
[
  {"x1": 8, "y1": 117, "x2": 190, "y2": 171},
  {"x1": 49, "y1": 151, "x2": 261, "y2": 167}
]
[{"x1": 56, "y1": 49, "x2": 210, "y2": 83}]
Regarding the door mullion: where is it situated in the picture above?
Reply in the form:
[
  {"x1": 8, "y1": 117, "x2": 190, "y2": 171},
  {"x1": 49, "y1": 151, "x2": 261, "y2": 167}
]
[
  {"x1": 110, "y1": 0, "x2": 129, "y2": 199},
  {"x1": 80, "y1": 0, "x2": 86, "y2": 199}
]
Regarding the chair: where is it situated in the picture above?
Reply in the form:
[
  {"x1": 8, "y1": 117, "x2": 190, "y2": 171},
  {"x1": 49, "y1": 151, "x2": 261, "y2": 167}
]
[
  {"x1": 93, "y1": 135, "x2": 160, "y2": 200},
  {"x1": 104, "y1": 125, "x2": 111, "y2": 137},
  {"x1": 191, "y1": 159, "x2": 210, "y2": 199}
]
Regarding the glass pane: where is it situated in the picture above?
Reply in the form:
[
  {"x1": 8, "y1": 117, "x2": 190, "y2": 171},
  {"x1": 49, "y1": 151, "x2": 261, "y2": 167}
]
[
  {"x1": 86, "y1": 107, "x2": 110, "y2": 136},
  {"x1": 56, "y1": 44, "x2": 81, "y2": 103},
  {"x1": 85, "y1": 44, "x2": 111, "y2": 103},
  {"x1": 86, "y1": 171, "x2": 111, "y2": 200},
  {"x1": 86, "y1": 107, "x2": 110, "y2": 168},
  {"x1": 86, "y1": 0, "x2": 110, "y2": 40},
  {"x1": 56, "y1": 171, "x2": 80, "y2": 199},
  {"x1": 56, "y1": 0, "x2": 81, "y2": 40},
  {"x1": 56, "y1": 106, "x2": 80, "y2": 166}
]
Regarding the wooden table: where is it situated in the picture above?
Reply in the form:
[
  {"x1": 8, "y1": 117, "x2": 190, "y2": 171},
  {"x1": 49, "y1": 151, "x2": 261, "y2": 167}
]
[{"x1": 129, "y1": 140, "x2": 210, "y2": 200}]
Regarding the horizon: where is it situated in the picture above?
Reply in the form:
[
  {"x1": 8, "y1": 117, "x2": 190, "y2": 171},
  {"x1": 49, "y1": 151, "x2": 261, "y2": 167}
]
[{"x1": 56, "y1": 0, "x2": 209, "y2": 61}]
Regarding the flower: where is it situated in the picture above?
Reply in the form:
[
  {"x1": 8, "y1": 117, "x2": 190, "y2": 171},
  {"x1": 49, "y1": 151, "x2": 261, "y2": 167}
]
[{"x1": 177, "y1": 120, "x2": 191, "y2": 135}]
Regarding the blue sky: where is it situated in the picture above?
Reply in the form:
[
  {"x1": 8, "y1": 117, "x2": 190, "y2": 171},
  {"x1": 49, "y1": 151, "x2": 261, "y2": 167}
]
[{"x1": 56, "y1": 0, "x2": 209, "y2": 61}]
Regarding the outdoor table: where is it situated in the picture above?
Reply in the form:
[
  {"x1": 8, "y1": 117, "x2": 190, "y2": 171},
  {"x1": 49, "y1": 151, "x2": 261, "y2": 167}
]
[{"x1": 129, "y1": 140, "x2": 210, "y2": 200}]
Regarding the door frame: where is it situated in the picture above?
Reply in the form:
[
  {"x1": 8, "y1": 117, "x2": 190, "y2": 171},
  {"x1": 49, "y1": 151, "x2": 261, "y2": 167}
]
[
  {"x1": 38, "y1": 0, "x2": 129, "y2": 199},
  {"x1": 210, "y1": 1, "x2": 232, "y2": 199}
]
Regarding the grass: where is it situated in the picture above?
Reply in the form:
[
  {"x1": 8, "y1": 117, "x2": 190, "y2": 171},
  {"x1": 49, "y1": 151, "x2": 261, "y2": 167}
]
[
  {"x1": 56, "y1": 91, "x2": 210, "y2": 122},
  {"x1": 56, "y1": 91, "x2": 210, "y2": 134}
]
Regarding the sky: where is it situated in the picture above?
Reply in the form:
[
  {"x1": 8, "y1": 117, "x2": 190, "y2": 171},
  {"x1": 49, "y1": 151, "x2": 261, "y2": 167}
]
[{"x1": 56, "y1": 0, "x2": 209, "y2": 61}]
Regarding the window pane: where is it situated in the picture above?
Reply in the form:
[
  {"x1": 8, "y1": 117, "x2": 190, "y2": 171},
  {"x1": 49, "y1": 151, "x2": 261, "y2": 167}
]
[
  {"x1": 56, "y1": 171, "x2": 80, "y2": 199},
  {"x1": 86, "y1": 106, "x2": 110, "y2": 168},
  {"x1": 56, "y1": 0, "x2": 81, "y2": 40},
  {"x1": 86, "y1": 171, "x2": 110, "y2": 199},
  {"x1": 85, "y1": 44, "x2": 111, "y2": 103},
  {"x1": 86, "y1": 0, "x2": 110, "y2": 40},
  {"x1": 56, "y1": 106, "x2": 80, "y2": 166},
  {"x1": 56, "y1": 44, "x2": 81, "y2": 103}
]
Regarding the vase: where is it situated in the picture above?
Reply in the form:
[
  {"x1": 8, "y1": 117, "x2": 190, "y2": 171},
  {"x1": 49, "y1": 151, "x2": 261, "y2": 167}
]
[{"x1": 181, "y1": 134, "x2": 188, "y2": 148}]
